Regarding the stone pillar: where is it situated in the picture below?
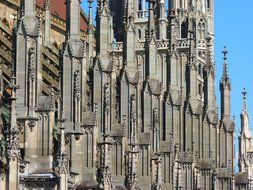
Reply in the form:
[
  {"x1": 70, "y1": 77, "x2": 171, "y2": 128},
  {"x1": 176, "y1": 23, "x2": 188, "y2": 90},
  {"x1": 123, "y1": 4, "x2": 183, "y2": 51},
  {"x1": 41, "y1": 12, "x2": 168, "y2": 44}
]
[
  {"x1": 44, "y1": 0, "x2": 51, "y2": 46},
  {"x1": 220, "y1": 47, "x2": 231, "y2": 120},
  {"x1": 24, "y1": 0, "x2": 35, "y2": 16},
  {"x1": 8, "y1": 159, "x2": 19, "y2": 190},
  {"x1": 146, "y1": 0, "x2": 158, "y2": 79},
  {"x1": 124, "y1": 16, "x2": 137, "y2": 77},
  {"x1": 58, "y1": 124, "x2": 68, "y2": 190},
  {"x1": 151, "y1": 153, "x2": 163, "y2": 190},
  {"x1": 158, "y1": 0, "x2": 167, "y2": 40},
  {"x1": 88, "y1": 0, "x2": 94, "y2": 62},
  {"x1": 96, "y1": 0, "x2": 113, "y2": 67},
  {"x1": 7, "y1": 76, "x2": 20, "y2": 190},
  {"x1": 0, "y1": 176, "x2": 6, "y2": 190},
  {"x1": 66, "y1": 0, "x2": 81, "y2": 39},
  {"x1": 24, "y1": 119, "x2": 38, "y2": 170}
]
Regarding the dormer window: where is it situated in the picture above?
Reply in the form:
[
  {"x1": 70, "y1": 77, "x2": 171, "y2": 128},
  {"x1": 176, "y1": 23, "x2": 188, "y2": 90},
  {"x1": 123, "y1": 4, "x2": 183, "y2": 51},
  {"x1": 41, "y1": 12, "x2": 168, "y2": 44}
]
[{"x1": 198, "y1": 20, "x2": 206, "y2": 39}]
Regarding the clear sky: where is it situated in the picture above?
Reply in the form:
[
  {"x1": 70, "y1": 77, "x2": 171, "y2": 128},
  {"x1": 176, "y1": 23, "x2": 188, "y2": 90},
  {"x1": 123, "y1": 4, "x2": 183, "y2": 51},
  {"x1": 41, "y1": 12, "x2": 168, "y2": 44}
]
[
  {"x1": 81, "y1": 0, "x2": 253, "y2": 167},
  {"x1": 215, "y1": 0, "x2": 253, "y2": 139}
]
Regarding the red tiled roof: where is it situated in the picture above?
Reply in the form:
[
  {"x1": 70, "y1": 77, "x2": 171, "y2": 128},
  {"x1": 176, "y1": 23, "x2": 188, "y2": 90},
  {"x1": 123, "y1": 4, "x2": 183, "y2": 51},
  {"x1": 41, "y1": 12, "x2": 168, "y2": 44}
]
[{"x1": 36, "y1": 0, "x2": 88, "y2": 32}]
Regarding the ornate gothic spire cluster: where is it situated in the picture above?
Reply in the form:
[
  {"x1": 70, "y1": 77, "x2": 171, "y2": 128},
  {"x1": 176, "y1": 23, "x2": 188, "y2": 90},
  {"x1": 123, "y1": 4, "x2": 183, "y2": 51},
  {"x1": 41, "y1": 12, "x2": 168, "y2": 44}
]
[{"x1": 0, "y1": 0, "x2": 252, "y2": 189}]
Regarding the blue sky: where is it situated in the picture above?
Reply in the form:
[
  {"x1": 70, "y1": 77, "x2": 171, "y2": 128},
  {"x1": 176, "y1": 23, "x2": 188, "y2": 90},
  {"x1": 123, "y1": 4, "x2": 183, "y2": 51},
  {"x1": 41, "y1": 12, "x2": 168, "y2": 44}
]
[
  {"x1": 215, "y1": 0, "x2": 253, "y2": 135},
  {"x1": 81, "y1": 0, "x2": 253, "y2": 141}
]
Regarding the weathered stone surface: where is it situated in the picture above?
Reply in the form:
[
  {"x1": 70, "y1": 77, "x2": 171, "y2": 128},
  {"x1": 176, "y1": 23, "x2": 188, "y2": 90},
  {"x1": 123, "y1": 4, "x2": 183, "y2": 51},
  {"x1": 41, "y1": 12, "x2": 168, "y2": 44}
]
[{"x1": 0, "y1": 0, "x2": 252, "y2": 189}]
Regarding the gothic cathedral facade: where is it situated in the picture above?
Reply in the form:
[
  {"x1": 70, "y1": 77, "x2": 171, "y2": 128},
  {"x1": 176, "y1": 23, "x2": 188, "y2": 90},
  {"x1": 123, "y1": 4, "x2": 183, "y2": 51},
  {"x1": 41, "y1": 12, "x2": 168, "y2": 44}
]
[{"x1": 0, "y1": 0, "x2": 253, "y2": 189}]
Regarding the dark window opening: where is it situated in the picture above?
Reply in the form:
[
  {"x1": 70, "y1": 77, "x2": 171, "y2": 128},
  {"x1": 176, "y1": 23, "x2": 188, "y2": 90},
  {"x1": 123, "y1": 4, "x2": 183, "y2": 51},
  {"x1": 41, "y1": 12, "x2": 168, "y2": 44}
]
[
  {"x1": 138, "y1": 29, "x2": 142, "y2": 39},
  {"x1": 198, "y1": 83, "x2": 203, "y2": 97},
  {"x1": 181, "y1": 21, "x2": 188, "y2": 38},
  {"x1": 207, "y1": 0, "x2": 211, "y2": 9}
]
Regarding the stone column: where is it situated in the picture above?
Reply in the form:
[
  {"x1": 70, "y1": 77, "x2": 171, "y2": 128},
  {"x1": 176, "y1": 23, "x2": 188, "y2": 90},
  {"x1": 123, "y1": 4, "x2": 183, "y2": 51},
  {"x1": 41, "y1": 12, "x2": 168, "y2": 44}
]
[
  {"x1": 7, "y1": 76, "x2": 20, "y2": 190},
  {"x1": 0, "y1": 175, "x2": 6, "y2": 190},
  {"x1": 44, "y1": 0, "x2": 51, "y2": 46},
  {"x1": 56, "y1": 119, "x2": 68, "y2": 190}
]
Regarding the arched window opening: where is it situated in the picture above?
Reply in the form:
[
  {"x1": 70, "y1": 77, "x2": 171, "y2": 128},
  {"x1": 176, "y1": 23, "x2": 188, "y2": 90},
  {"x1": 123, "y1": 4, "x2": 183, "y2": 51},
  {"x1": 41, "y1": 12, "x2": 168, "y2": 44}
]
[
  {"x1": 138, "y1": 0, "x2": 143, "y2": 10},
  {"x1": 181, "y1": 21, "x2": 188, "y2": 38},
  {"x1": 198, "y1": 23, "x2": 201, "y2": 39},
  {"x1": 198, "y1": 20, "x2": 205, "y2": 39},
  {"x1": 138, "y1": 29, "x2": 142, "y2": 40},
  {"x1": 198, "y1": 83, "x2": 203, "y2": 97},
  {"x1": 201, "y1": 23, "x2": 205, "y2": 39},
  {"x1": 137, "y1": 0, "x2": 149, "y2": 18}
]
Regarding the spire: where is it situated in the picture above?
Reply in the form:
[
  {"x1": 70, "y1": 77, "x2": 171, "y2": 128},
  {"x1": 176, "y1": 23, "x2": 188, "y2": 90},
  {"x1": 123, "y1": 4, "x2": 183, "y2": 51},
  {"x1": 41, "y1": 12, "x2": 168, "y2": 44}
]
[
  {"x1": 44, "y1": 0, "x2": 50, "y2": 9},
  {"x1": 126, "y1": 0, "x2": 136, "y2": 17},
  {"x1": 88, "y1": 0, "x2": 93, "y2": 26},
  {"x1": 220, "y1": 46, "x2": 231, "y2": 120},
  {"x1": 44, "y1": 0, "x2": 51, "y2": 46},
  {"x1": 158, "y1": 0, "x2": 167, "y2": 39},
  {"x1": 146, "y1": 0, "x2": 158, "y2": 79},
  {"x1": 158, "y1": 0, "x2": 166, "y2": 18},
  {"x1": 240, "y1": 88, "x2": 250, "y2": 133},
  {"x1": 148, "y1": 0, "x2": 156, "y2": 31},
  {"x1": 24, "y1": 0, "x2": 35, "y2": 16},
  {"x1": 66, "y1": 0, "x2": 81, "y2": 40},
  {"x1": 242, "y1": 88, "x2": 248, "y2": 113},
  {"x1": 221, "y1": 46, "x2": 231, "y2": 85},
  {"x1": 124, "y1": 1, "x2": 137, "y2": 77},
  {"x1": 96, "y1": 0, "x2": 113, "y2": 67},
  {"x1": 88, "y1": 0, "x2": 94, "y2": 60}
]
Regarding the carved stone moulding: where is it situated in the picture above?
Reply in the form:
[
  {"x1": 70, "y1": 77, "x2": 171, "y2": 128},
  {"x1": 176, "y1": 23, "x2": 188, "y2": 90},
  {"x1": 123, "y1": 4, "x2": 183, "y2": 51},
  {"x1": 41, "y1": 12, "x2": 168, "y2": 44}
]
[{"x1": 20, "y1": 174, "x2": 59, "y2": 189}]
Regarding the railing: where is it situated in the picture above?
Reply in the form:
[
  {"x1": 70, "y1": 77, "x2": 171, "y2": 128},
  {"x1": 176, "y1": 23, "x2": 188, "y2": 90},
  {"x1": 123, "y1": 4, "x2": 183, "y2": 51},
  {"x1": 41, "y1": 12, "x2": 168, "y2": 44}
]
[
  {"x1": 135, "y1": 41, "x2": 145, "y2": 51},
  {"x1": 137, "y1": 10, "x2": 149, "y2": 19},
  {"x1": 157, "y1": 40, "x2": 169, "y2": 50},
  {"x1": 177, "y1": 38, "x2": 189, "y2": 48},
  {"x1": 111, "y1": 42, "x2": 123, "y2": 52}
]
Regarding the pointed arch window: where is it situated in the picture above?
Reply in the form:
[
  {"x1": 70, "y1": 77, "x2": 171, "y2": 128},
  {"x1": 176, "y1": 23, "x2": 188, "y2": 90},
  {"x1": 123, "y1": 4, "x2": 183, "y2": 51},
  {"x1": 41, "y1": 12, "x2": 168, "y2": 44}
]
[
  {"x1": 198, "y1": 83, "x2": 203, "y2": 97},
  {"x1": 181, "y1": 20, "x2": 188, "y2": 38},
  {"x1": 138, "y1": 29, "x2": 142, "y2": 40},
  {"x1": 138, "y1": 0, "x2": 143, "y2": 10},
  {"x1": 201, "y1": 23, "x2": 206, "y2": 39},
  {"x1": 198, "y1": 20, "x2": 206, "y2": 39}
]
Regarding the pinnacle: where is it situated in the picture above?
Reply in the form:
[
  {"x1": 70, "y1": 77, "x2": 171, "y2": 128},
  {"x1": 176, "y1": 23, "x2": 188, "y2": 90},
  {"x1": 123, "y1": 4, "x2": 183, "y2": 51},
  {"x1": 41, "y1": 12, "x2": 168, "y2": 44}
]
[
  {"x1": 242, "y1": 88, "x2": 248, "y2": 113},
  {"x1": 221, "y1": 46, "x2": 230, "y2": 84}
]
